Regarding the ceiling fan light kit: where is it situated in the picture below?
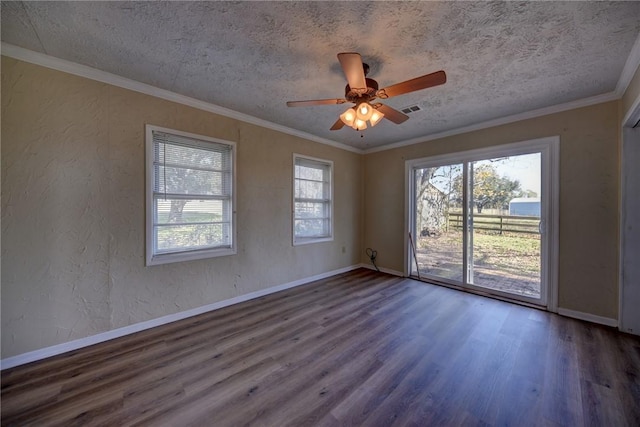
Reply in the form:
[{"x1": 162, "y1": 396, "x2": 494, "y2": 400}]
[
  {"x1": 340, "y1": 108, "x2": 357, "y2": 126},
  {"x1": 369, "y1": 108, "x2": 384, "y2": 126},
  {"x1": 287, "y1": 52, "x2": 446, "y2": 132},
  {"x1": 354, "y1": 118, "x2": 367, "y2": 130},
  {"x1": 356, "y1": 102, "x2": 373, "y2": 121},
  {"x1": 340, "y1": 101, "x2": 385, "y2": 129}
]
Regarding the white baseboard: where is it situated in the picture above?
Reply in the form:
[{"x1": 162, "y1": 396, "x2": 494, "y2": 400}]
[
  {"x1": 1, "y1": 264, "x2": 361, "y2": 370},
  {"x1": 557, "y1": 308, "x2": 618, "y2": 327},
  {"x1": 359, "y1": 263, "x2": 405, "y2": 277}
]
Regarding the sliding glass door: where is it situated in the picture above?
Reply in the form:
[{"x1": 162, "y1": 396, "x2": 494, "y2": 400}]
[
  {"x1": 468, "y1": 154, "x2": 542, "y2": 298},
  {"x1": 412, "y1": 164, "x2": 464, "y2": 282},
  {"x1": 407, "y1": 138, "x2": 558, "y2": 307}
]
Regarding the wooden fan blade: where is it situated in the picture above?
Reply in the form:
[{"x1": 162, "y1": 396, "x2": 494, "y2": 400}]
[
  {"x1": 378, "y1": 70, "x2": 446, "y2": 98},
  {"x1": 287, "y1": 99, "x2": 346, "y2": 107},
  {"x1": 337, "y1": 52, "x2": 367, "y2": 90},
  {"x1": 330, "y1": 118, "x2": 345, "y2": 131},
  {"x1": 376, "y1": 104, "x2": 409, "y2": 124}
]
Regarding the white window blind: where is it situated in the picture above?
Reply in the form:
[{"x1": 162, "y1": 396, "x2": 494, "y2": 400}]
[
  {"x1": 146, "y1": 126, "x2": 235, "y2": 265},
  {"x1": 294, "y1": 155, "x2": 332, "y2": 244}
]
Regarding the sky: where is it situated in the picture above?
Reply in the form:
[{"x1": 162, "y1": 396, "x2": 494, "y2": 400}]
[
  {"x1": 478, "y1": 153, "x2": 541, "y2": 196},
  {"x1": 426, "y1": 152, "x2": 541, "y2": 197}
]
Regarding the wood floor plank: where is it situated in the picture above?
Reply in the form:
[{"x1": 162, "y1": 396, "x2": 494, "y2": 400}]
[
  {"x1": 330, "y1": 336, "x2": 432, "y2": 425},
  {"x1": 2, "y1": 269, "x2": 639, "y2": 426}
]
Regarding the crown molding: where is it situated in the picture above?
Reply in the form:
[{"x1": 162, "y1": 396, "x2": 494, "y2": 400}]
[
  {"x1": 2, "y1": 41, "x2": 632, "y2": 156},
  {"x1": 1, "y1": 43, "x2": 361, "y2": 154},
  {"x1": 616, "y1": 32, "x2": 640, "y2": 97},
  {"x1": 363, "y1": 91, "x2": 619, "y2": 154}
]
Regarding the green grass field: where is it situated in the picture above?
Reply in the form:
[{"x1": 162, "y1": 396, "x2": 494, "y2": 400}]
[
  {"x1": 471, "y1": 232, "x2": 540, "y2": 276},
  {"x1": 416, "y1": 230, "x2": 541, "y2": 286},
  {"x1": 156, "y1": 212, "x2": 225, "y2": 250},
  {"x1": 157, "y1": 212, "x2": 221, "y2": 223}
]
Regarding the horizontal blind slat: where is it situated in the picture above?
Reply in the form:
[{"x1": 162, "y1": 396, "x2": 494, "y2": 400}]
[
  {"x1": 155, "y1": 221, "x2": 231, "y2": 227},
  {"x1": 154, "y1": 193, "x2": 231, "y2": 201}
]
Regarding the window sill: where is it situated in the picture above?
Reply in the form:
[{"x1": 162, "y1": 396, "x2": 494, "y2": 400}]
[
  {"x1": 293, "y1": 236, "x2": 333, "y2": 246},
  {"x1": 146, "y1": 247, "x2": 236, "y2": 266}
]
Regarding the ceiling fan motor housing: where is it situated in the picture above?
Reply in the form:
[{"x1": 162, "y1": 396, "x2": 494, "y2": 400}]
[{"x1": 345, "y1": 78, "x2": 379, "y2": 103}]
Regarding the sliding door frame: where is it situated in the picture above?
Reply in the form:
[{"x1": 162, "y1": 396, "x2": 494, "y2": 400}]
[
  {"x1": 405, "y1": 136, "x2": 559, "y2": 311},
  {"x1": 619, "y1": 98, "x2": 640, "y2": 334}
]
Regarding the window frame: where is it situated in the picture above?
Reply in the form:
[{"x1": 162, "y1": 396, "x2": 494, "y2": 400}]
[
  {"x1": 292, "y1": 154, "x2": 334, "y2": 246},
  {"x1": 145, "y1": 124, "x2": 236, "y2": 266}
]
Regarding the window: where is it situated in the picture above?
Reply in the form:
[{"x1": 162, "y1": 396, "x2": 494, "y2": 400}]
[
  {"x1": 293, "y1": 155, "x2": 333, "y2": 245},
  {"x1": 146, "y1": 125, "x2": 235, "y2": 265}
]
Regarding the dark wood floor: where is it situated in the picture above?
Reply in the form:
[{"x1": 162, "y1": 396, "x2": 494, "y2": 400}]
[{"x1": 2, "y1": 268, "x2": 639, "y2": 426}]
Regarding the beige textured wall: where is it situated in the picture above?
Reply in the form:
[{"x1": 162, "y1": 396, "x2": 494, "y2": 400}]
[
  {"x1": 0, "y1": 54, "x2": 623, "y2": 358},
  {"x1": 1, "y1": 57, "x2": 362, "y2": 358},
  {"x1": 363, "y1": 101, "x2": 620, "y2": 319}
]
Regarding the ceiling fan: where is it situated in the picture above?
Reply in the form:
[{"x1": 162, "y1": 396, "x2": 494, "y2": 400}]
[{"x1": 286, "y1": 52, "x2": 446, "y2": 131}]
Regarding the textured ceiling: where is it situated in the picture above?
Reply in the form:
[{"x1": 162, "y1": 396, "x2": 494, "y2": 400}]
[{"x1": 2, "y1": 1, "x2": 640, "y2": 150}]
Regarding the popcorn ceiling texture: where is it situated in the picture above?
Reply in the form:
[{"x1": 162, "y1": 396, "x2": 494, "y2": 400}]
[{"x1": 1, "y1": 1, "x2": 639, "y2": 149}]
